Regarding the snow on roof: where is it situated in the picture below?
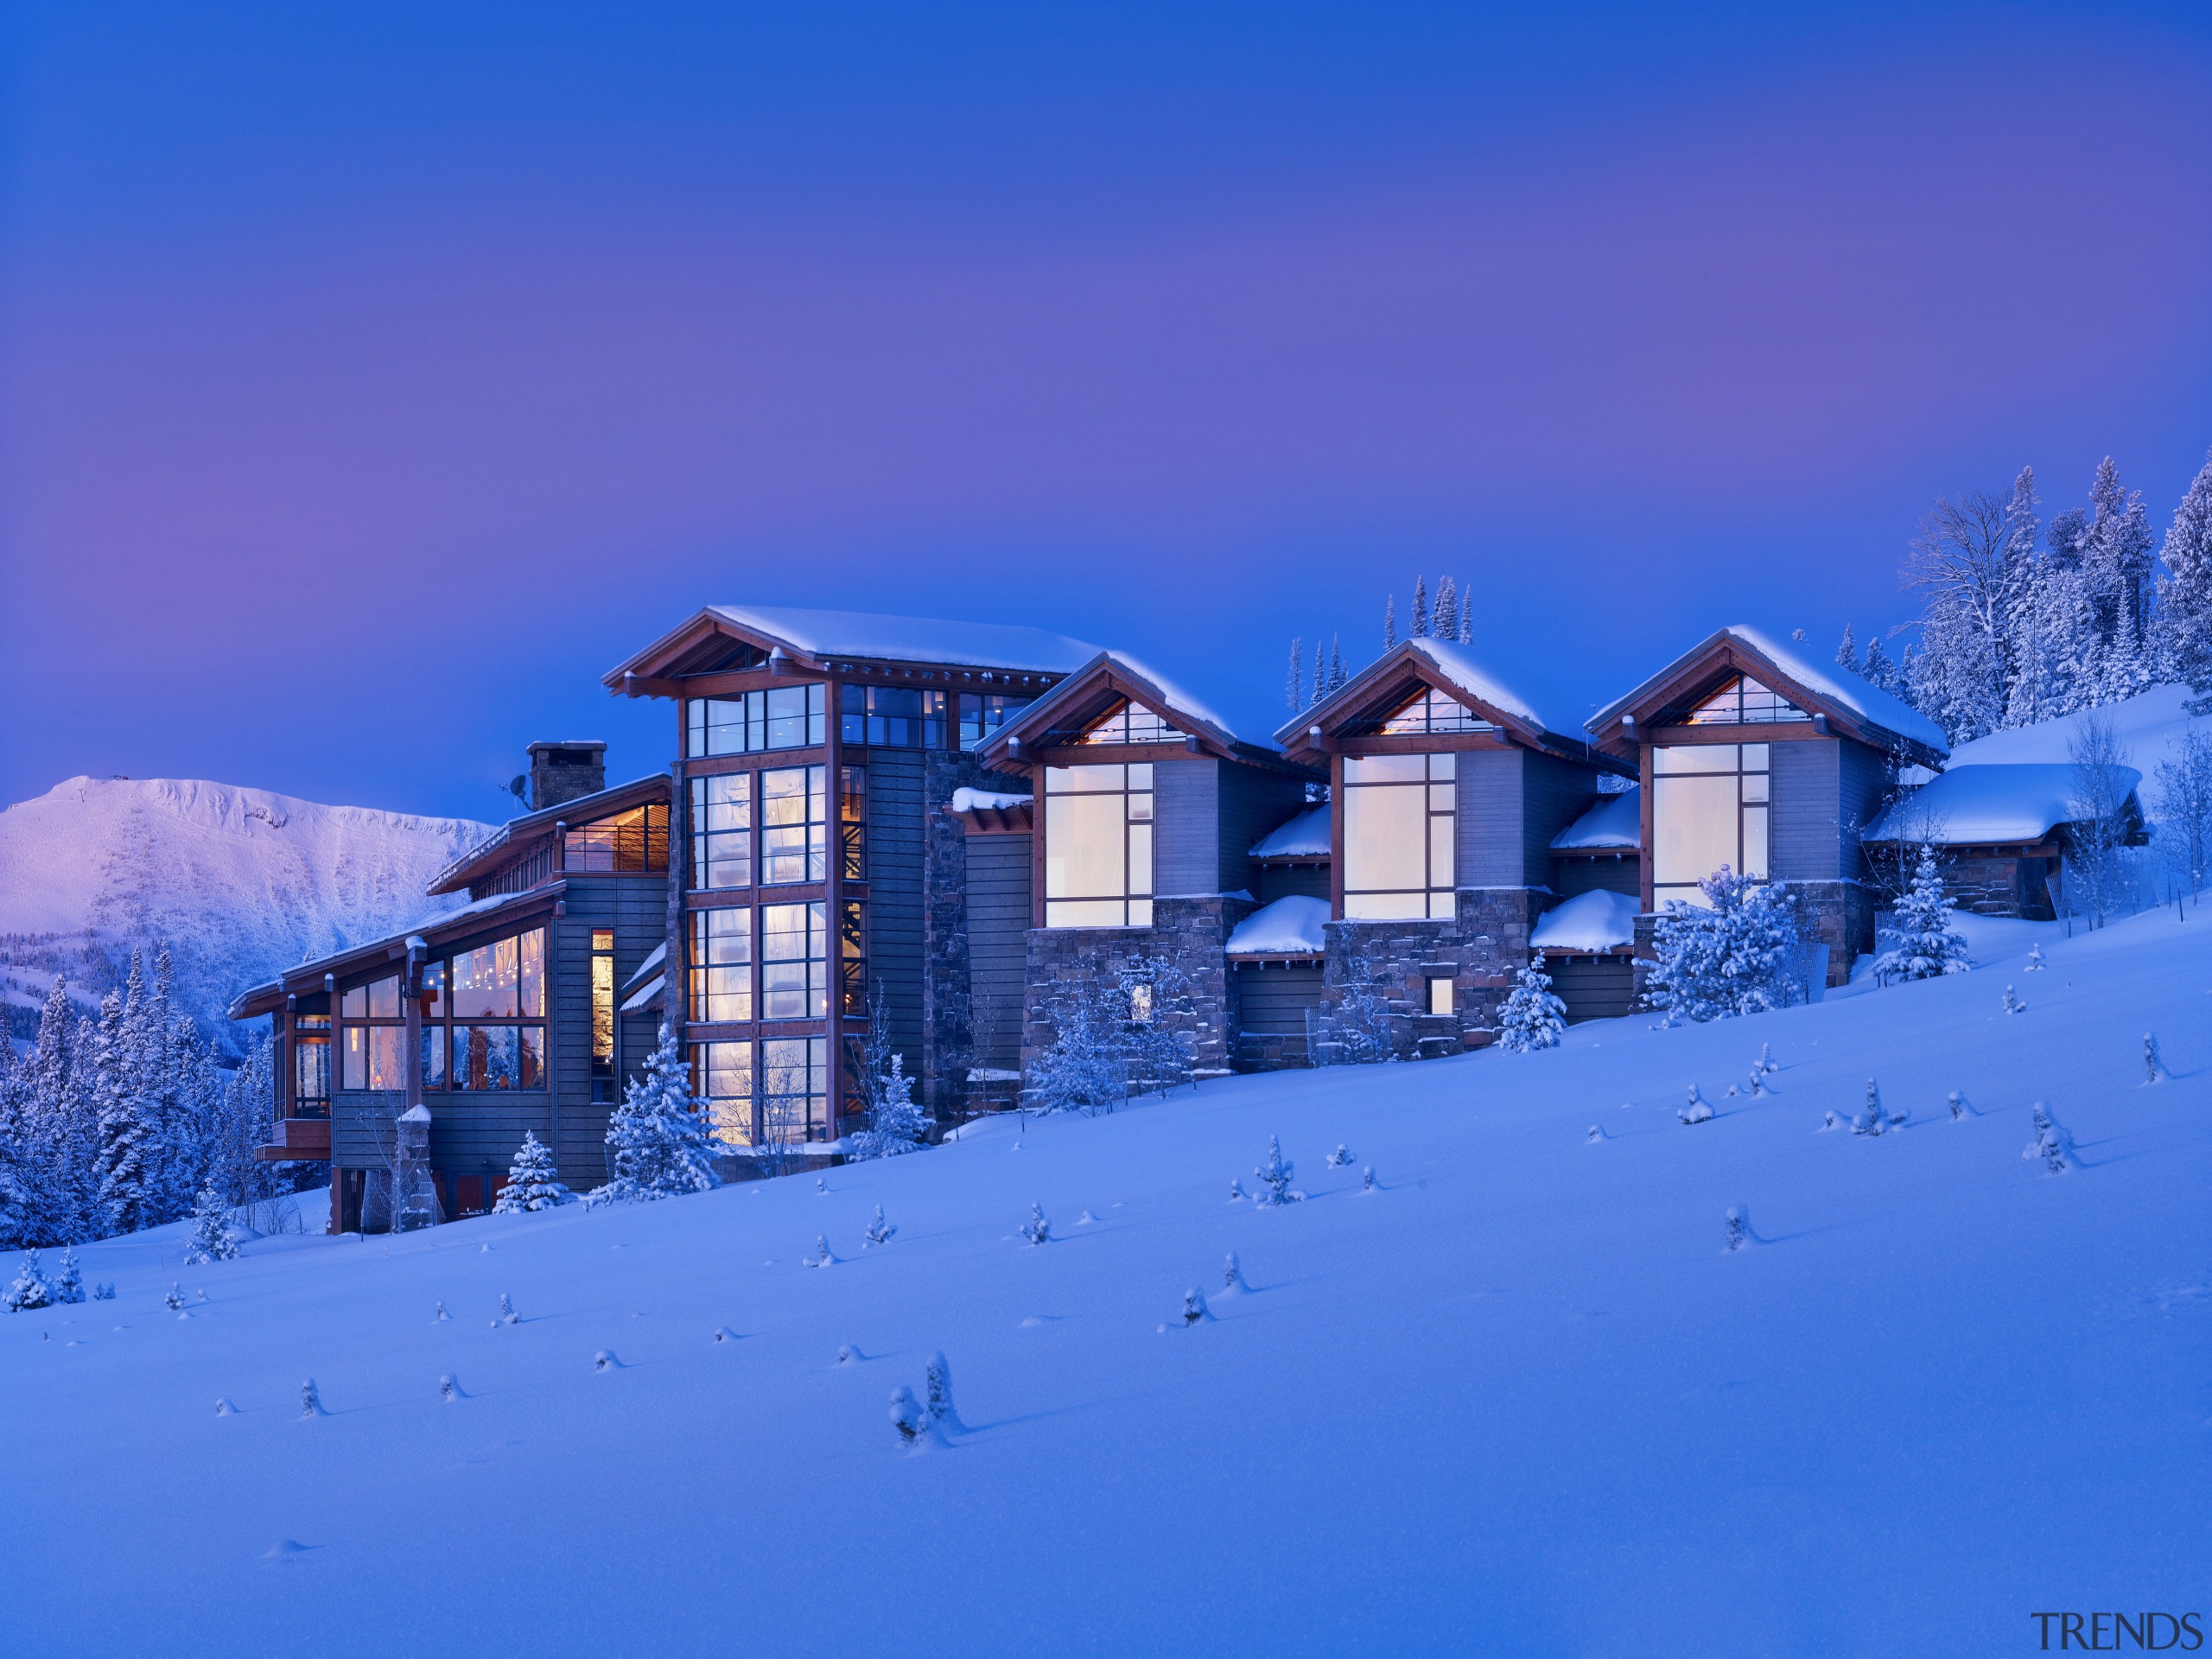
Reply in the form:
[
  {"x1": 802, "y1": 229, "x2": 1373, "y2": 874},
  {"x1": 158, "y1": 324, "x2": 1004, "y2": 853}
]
[
  {"x1": 1861, "y1": 763, "x2": 2142, "y2": 845},
  {"x1": 1943, "y1": 683, "x2": 2199, "y2": 774},
  {"x1": 949, "y1": 786, "x2": 1033, "y2": 813},
  {"x1": 1006, "y1": 649, "x2": 1258, "y2": 752},
  {"x1": 708, "y1": 606, "x2": 1101, "y2": 674},
  {"x1": 1405, "y1": 639, "x2": 1556, "y2": 733},
  {"x1": 619, "y1": 973, "x2": 665, "y2": 1015},
  {"x1": 1224, "y1": 895, "x2": 1331, "y2": 957},
  {"x1": 1529, "y1": 890, "x2": 1641, "y2": 953},
  {"x1": 1551, "y1": 786, "x2": 1641, "y2": 850},
  {"x1": 620, "y1": 940, "x2": 666, "y2": 997},
  {"x1": 1250, "y1": 805, "x2": 1332, "y2": 859},
  {"x1": 228, "y1": 887, "x2": 553, "y2": 1014}
]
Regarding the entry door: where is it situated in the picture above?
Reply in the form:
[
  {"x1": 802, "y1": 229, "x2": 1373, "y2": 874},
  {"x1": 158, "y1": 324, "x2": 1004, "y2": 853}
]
[{"x1": 454, "y1": 1175, "x2": 485, "y2": 1217}]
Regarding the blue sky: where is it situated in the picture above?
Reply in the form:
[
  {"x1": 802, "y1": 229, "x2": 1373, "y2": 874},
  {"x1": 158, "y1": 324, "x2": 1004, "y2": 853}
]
[{"x1": 5, "y1": 3, "x2": 2212, "y2": 818}]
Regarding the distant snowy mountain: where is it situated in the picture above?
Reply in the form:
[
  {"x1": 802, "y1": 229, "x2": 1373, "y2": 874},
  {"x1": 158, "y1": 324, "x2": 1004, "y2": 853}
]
[{"x1": 0, "y1": 777, "x2": 493, "y2": 1059}]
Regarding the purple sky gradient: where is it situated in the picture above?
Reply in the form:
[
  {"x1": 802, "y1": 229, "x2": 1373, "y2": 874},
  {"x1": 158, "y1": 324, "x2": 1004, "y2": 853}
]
[{"x1": 6, "y1": 4, "x2": 2212, "y2": 819}]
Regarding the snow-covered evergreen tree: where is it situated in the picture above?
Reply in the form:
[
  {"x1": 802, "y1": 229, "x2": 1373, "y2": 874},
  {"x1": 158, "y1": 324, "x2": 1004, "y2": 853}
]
[
  {"x1": 924, "y1": 1351, "x2": 963, "y2": 1433},
  {"x1": 1724, "y1": 1207, "x2": 1750, "y2": 1252},
  {"x1": 92, "y1": 971, "x2": 156, "y2": 1237},
  {"x1": 1433, "y1": 575, "x2": 1459, "y2": 644},
  {"x1": 1643, "y1": 868, "x2": 1805, "y2": 1025},
  {"x1": 849, "y1": 1054, "x2": 930, "y2": 1158},
  {"x1": 183, "y1": 1184, "x2": 238, "y2": 1263},
  {"x1": 1411, "y1": 576, "x2": 1430, "y2": 638},
  {"x1": 3, "y1": 1251, "x2": 53, "y2": 1312},
  {"x1": 2024, "y1": 943, "x2": 2045, "y2": 972},
  {"x1": 600, "y1": 1025, "x2": 721, "y2": 1201},
  {"x1": 51, "y1": 1247, "x2": 84, "y2": 1303},
  {"x1": 2144, "y1": 1033, "x2": 2165, "y2": 1084},
  {"x1": 1254, "y1": 1135, "x2": 1296, "y2": 1205},
  {"x1": 1382, "y1": 594, "x2": 1397, "y2": 652},
  {"x1": 1677, "y1": 1084, "x2": 1713, "y2": 1125},
  {"x1": 1494, "y1": 954, "x2": 1566, "y2": 1052},
  {"x1": 1119, "y1": 955, "x2": 1194, "y2": 1096},
  {"x1": 1873, "y1": 844, "x2": 1971, "y2": 985},
  {"x1": 1027, "y1": 988, "x2": 1126, "y2": 1115},
  {"x1": 1021, "y1": 1203, "x2": 1050, "y2": 1246},
  {"x1": 1285, "y1": 638, "x2": 1304, "y2": 714},
  {"x1": 1329, "y1": 636, "x2": 1346, "y2": 692},
  {"x1": 493, "y1": 1132, "x2": 572, "y2": 1212},
  {"x1": 2002, "y1": 984, "x2": 2025, "y2": 1014},
  {"x1": 864, "y1": 1205, "x2": 895, "y2": 1246},
  {"x1": 1834, "y1": 624, "x2": 1857, "y2": 671},
  {"x1": 2158, "y1": 450, "x2": 2212, "y2": 691},
  {"x1": 2153, "y1": 724, "x2": 2212, "y2": 898}
]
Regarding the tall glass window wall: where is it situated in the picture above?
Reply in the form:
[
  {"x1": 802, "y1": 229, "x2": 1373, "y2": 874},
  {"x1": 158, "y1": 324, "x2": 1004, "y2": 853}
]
[
  {"x1": 339, "y1": 974, "x2": 405, "y2": 1090},
  {"x1": 1374, "y1": 687, "x2": 1496, "y2": 737},
  {"x1": 762, "y1": 1035, "x2": 830, "y2": 1142},
  {"x1": 563, "y1": 804, "x2": 669, "y2": 872},
  {"x1": 1650, "y1": 742, "x2": 1770, "y2": 908},
  {"x1": 690, "y1": 1039, "x2": 756, "y2": 1147},
  {"x1": 1044, "y1": 763, "x2": 1154, "y2": 926},
  {"x1": 761, "y1": 766, "x2": 827, "y2": 885},
  {"x1": 689, "y1": 773, "x2": 753, "y2": 890},
  {"x1": 444, "y1": 928, "x2": 547, "y2": 1090},
  {"x1": 688, "y1": 907, "x2": 753, "y2": 1023},
  {"x1": 761, "y1": 901, "x2": 829, "y2": 1019},
  {"x1": 840, "y1": 685, "x2": 945, "y2": 747},
  {"x1": 1342, "y1": 753, "x2": 1457, "y2": 919},
  {"x1": 685, "y1": 683, "x2": 825, "y2": 758}
]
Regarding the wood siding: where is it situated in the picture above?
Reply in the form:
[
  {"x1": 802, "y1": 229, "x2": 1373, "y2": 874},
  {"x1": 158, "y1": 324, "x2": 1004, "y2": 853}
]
[
  {"x1": 551, "y1": 874, "x2": 669, "y2": 1186},
  {"x1": 1555, "y1": 856, "x2": 1640, "y2": 899},
  {"x1": 1152, "y1": 757, "x2": 1221, "y2": 895},
  {"x1": 965, "y1": 831, "x2": 1032, "y2": 1072},
  {"x1": 1217, "y1": 768, "x2": 1311, "y2": 894},
  {"x1": 1770, "y1": 738, "x2": 1843, "y2": 880},
  {"x1": 1233, "y1": 963, "x2": 1324, "y2": 1056},
  {"x1": 1257, "y1": 863, "x2": 1331, "y2": 904},
  {"x1": 866, "y1": 751, "x2": 928, "y2": 1064},
  {"x1": 1836, "y1": 737, "x2": 1890, "y2": 883},
  {"x1": 1521, "y1": 753, "x2": 1602, "y2": 887},
  {"x1": 1457, "y1": 747, "x2": 1526, "y2": 887},
  {"x1": 1547, "y1": 957, "x2": 1637, "y2": 1023}
]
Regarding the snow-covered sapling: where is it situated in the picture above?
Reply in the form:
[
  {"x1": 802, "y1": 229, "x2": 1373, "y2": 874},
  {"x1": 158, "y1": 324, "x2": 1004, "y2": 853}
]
[
  {"x1": 1746, "y1": 1067, "x2": 1768, "y2": 1097},
  {"x1": 498, "y1": 1293, "x2": 519, "y2": 1325},
  {"x1": 1181, "y1": 1287, "x2": 1214, "y2": 1325},
  {"x1": 1872, "y1": 843, "x2": 1971, "y2": 985},
  {"x1": 299, "y1": 1378, "x2": 324, "y2": 1418},
  {"x1": 1724, "y1": 1083, "x2": 1739, "y2": 1097},
  {"x1": 807, "y1": 1235, "x2": 838, "y2": 1268},
  {"x1": 492, "y1": 1131, "x2": 572, "y2": 1212},
  {"x1": 1021, "y1": 1204, "x2": 1051, "y2": 1246},
  {"x1": 714, "y1": 1326, "x2": 738, "y2": 1344},
  {"x1": 439, "y1": 1374, "x2": 462, "y2": 1403},
  {"x1": 52, "y1": 1249, "x2": 85, "y2": 1305},
  {"x1": 1757, "y1": 1042, "x2": 1777, "y2": 1074},
  {"x1": 1724, "y1": 1206, "x2": 1751, "y2": 1253},
  {"x1": 594, "y1": 1350, "x2": 620, "y2": 1372},
  {"x1": 1853, "y1": 1077, "x2": 1889, "y2": 1136},
  {"x1": 1948, "y1": 1090, "x2": 1969, "y2": 1121},
  {"x1": 836, "y1": 1344, "x2": 856, "y2": 1366},
  {"x1": 924, "y1": 1351, "x2": 963, "y2": 1433},
  {"x1": 1495, "y1": 953, "x2": 1567, "y2": 1052},
  {"x1": 163, "y1": 1281, "x2": 184, "y2": 1311},
  {"x1": 890, "y1": 1385, "x2": 935, "y2": 1449},
  {"x1": 434, "y1": 1300, "x2": 450, "y2": 1322},
  {"x1": 92, "y1": 1283, "x2": 115, "y2": 1301},
  {"x1": 1227, "y1": 1178, "x2": 1247, "y2": 1204},
  {"x1": 184, "y1": 1183, "x2": 239, "y2": 1263},
  {"x1": 2002, "y1": 984, "x2": 2025, "y2": 1014},
  {"x1": 1820, "y1": 1109, "x2": 1843, "y2": 1133},
  {"x1": 1677, "y1": 1085, "x2": 1714, "y2": 1126},
  {"x1": 1223, "y1": 1252, "x2": 1249, "y2": 1295},
  {"x1": 1361, "y1": 1165, "x2": 1378, "y2": 1192},
  {"x1": 2025, "y1": 943, "x2": 2046, "y2": 971},
  {"x1": 2145, "y1": 1033, "x2": 2166, "y2": 1084},
  {"x1": 1326, "y1": 1143, "x2": 1354, "y2": 1167},
  {"x1": 1255, "y1": 1135, "x2": 1297, "y2": 1205},
  {"x1": 1586, "y1": 1123, "x2": 1605, "y2": 1144},
  {"x1": 816, "y1": 1178, "x2": 828, "y2": 1196},
  {"x1": 3, "y1": 1252, "x2": 53, "y2": 1313},
  {"x1": 864, "y1": 1205, "x2": 896, "y2": 1246},
  {"x1": 214, "y1": 1398, "x2": 236, "y2": 1417}
]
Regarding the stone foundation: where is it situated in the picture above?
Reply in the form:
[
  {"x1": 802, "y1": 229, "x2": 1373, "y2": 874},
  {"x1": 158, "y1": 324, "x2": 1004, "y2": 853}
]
[
  {"x1": 1020, "y1": 895, "x2": 1255, "y2": 1089},
  {"x1": 1313, "y1": 889, "x2": 1545, "y2": 1062},
  {"x1": 1782, "y1": 880, "x2": 1876, "y2": 985},
  {"x1": 919, "y1": 750, "x2": 1027, "y2": 1121}
]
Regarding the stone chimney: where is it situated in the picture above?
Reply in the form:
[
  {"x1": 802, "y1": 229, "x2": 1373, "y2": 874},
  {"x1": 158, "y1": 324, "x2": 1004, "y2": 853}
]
[{"x1": 527, "y1": 741, "x2": 607, "y2": 811}]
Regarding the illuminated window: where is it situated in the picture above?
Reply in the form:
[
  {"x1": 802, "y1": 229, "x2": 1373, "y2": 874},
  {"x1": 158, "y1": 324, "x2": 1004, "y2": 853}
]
[
  {"x1": 684, "y1": 683, "x2": 825, "y2": 758},
  {"x1": 761, "y1": 766, "x2": 828, "y2": 886},
  {"x1": 563, "y1": 804, "x2": 669, "y2": 872},
  {"x1": 840, "y1": 766, "x2": 867, "y2": 881},
  {"x1": 443, "y1": 927, "x2": 547, "y2": 1090},
  {"x1": 690, "y1": 1039, "x2": 755, "y2": 1147},
  {"x1": 839, "y1": 684, "x2": 946, "y2": 748},
  {"x1": 1077, "y1": 701, "x2": 1183, "y2": 746},
  {"x1": 1427, "y1": 977, "x2": 1455, "y2": 1016},
  {"x1": 1681, "y1": 676, "x2": 1808, "y2": 727},
  {"x1": 762, "y1": 1036, "x2": 831, "y2": 1142},
  {"x1": 590, "y1": 930, "x2": 615, "y2": 1081},
  {"x1": 689, "y1": 772, "x2": 752, "y2": 890},
  {"x1": 762, "y1": 902, "x2": 828, "y2": 1019},
  {"x1": 1044, "y1": 763, "x2": 1154, "y2": 927},
  {"x1": 1376, "y1": 687, "x2": 1496, "y2": 737},
  {"x1": 1343, "y1": 753, "x2": 1456, "y2": 920},
  {"x1": 687, "y1": 907, "x2": 753, "y2": 1023},
  {"x1": 339, "y1": 975, "x2": 405, "y2": 1090},
  {"x1": 1651, "y1": 743, "x2": 1770, "y2": 908}
]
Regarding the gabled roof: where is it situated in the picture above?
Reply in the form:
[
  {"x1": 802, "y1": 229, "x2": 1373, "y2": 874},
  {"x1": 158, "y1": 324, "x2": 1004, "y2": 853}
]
[
  {"x1": 228, "y1": 886, "x2": 565, "y2": 1020},
  {"x1": 975, "y1": 651, "x2": 1306, "y2": 772},
  {"x1": 604, "y1": 604, "x2": 1100, "y2": 691},
  {"x1": 427, "y1": 774, "x2": 671, "y2": 896},
  {"x1": 1277, "y1": 638, "x2": 1608, "y2": 766},
  {"x1": 1588, "y1": 625, "x2": 1950, "y2": 766},
  {"x1": 1861, "y1": 763, "x2": 2143, "y2": 846}
]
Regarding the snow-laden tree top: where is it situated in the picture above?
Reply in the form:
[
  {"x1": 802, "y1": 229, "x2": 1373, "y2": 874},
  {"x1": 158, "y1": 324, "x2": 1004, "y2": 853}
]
[
  {"x1": 1550, "y1": 785, "x2": 1641, "y2": 850},
  {"x1": 706, "y1": 605, "x2": 1102, "y2": 674},
  {"x1": 1861, "y1": 763, "x2": 2142, "y2": 845},
  {"x1": 1249, "y1": 805, "x2": 1332, "y2": 859},
  {"x1": 1943, "y1": 683, "x2": 2196, "y2": 773}
]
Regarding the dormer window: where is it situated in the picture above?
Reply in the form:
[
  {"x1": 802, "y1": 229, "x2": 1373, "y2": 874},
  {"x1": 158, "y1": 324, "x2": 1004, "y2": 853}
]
[
  {"x1": 1077, "y1": 701, "x2": 1184, "y2": 746},
  {"x1": 564, "y1": 804, "x2": 669, "y2": 873},
  {"x1": 1374, "y1": 686, "x2": 1497, "y2": 737},
  {"x1": 1678, "y1": 675, "x2": 1808, "y2": 727}
]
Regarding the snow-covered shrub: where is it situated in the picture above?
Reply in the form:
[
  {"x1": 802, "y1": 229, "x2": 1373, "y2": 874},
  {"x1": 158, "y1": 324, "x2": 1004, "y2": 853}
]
[
  {"x1": 52, "y1": 1248, "x2": 84, "y2": 1304},
  {"x1": 1180, "y1": 1288, "x2": 1214, "y2": 1326},
  {"x1": 863, "y1": 1205, "x2": 895, "y2": 1246},
  {"x1": 1948, "y1": 1090, "x2": 1969, "y2": 1120},
  {"x1": 163, "y1": 1281, "x2": 184, "y2": 1311},
  {"x1": 440, "y1": 1374, "x2": 462, "y2": 1403},
  {"x1": 3, "y1": 1251, "x2": 53, "y2": 1312},
  {"x1": 1254, "y1": 1135, "x2": 1296, "y2": 1205},
  {"x1": 601, "y1": 1025, "x2": 721, "y2": 1202},
  {"x1": 2144, "y1": 1033, "x2": 2166, "y2": 1084},
  {"x1": 1021, "y1": 1204, "x2": 1050, "y2": 1246},
  {"x1": 299, "y1": 1378, "x2": 324, "y2": 1418},
  {"x1": 493, "y1": 1132, "x2": 572, "y2": 1213},
  {"x1": 849, "y1": 1054, "x2": 931, "y2": 1160},
  {"x1": 184, "y1": 1183, "x2": 239, "y2": 1262},
  {"x1": 1874, "y1": 844, "x2": 1971, "y2": 985},
  {"x1": 2024, "y1": 943, "x2": 2046, "y2": 971},
  {"x1": 1325, "y1": 953, "x2": 1397, "y2": 1065},
  {"x1": 1361, "y1": 1165, "x2": 1378, "y2": 1192},
  {"x1": 805, "y1": 1235, "x2": 838, "y2": 1268},
  {"x1": 2002, "y1": 984, "x2": 2025, "y2": 1014},
  {"x1": 1226, "y1": 1178, "x2": 1247, "y2": 1203},
  {"x1": 1853, "y1": 1077, "x2": 1892, "y2": 1136},
  {"x1": 594, "y1": 1350, "x2": 620, "y2": 1372},
  {"x1": 2023, "y1": 1103, "x2": 2075, "y2": 1173},
  {"x1": 1643, "y1": 868, "x2": 1805, "y2": 1026},
  {"x1": 92, "y1": 1282, "x2": 114, "y2": 1300},
  {"x1": 498, "y1": 1292, "x2": 519, "y2": 1325},
  {"x1": 1677, "y1": 1085, "x2": 1714, "y2": 1126},
  {"x1": 434, "y1": 1300, "x2": 450, "y2": 1322},
  {"x1": 890, "y1": 1385, "x2": 938, "y2": 1450},
  {"x1": 1724, "y1": 1206, "x2": 1750, "y2": 1252},
  {"x1": 1495, "y1": 953, "x2": 1567, "y2": 1053},
  {"x1": 1586, "y1": 1123, "x2": 1605, "y2": 1144},
  {"x1": 1223, "y1": 1252, "x2": 1249, "y2": 1295},
  {"x1": 1326, "y1": 1143, "x2": 1354, "y2": 1167},
  {"x1": 925, "y1": 1351, "x2": 963, "y2": 1433},
  {"x1": 1756, "y1": 1043, "x2": 1777, "y2": 1074},
  {"x1": 1026, "y1": 988, "x2": 1128, "y2": 1116}
]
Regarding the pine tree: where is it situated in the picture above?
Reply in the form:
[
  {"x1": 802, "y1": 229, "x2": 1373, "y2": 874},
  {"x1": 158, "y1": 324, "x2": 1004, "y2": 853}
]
[
  {"x1": 1411, "y1": 576, "x2": 1430, "y2": 638},
  {"x1": 2159, "y1": 450, "x2": 2212, "y2": 691},
  {"x1": 1433, "y1": 575, "x2": 1459, "y2": 645},
  {"x1": 493, "y1": 1131, "x2": 572, "y2": 1211},
  {"x1": 1859, "y1": 634, "x2": 1901, "y2": 692},
  {"x1": 1021, "y1": 1203, "x2": 1050, "y2": 1245},
  {"x1": 1724, "y1": 1207, "x2": 1750, "y2": 1252},
  {"x1": 93, "y1": 977, "x2": 156, "y2": 1238},
  {"x1": 600, "y1": 1025, "x2": 721, "y2": 1201},
  {"x1": 1495, "y1": 954, "x2": 1566, "y2": 1052},
  {"x1": 51, "y1": 1247, "x2": 84, "y2": 1303},
  {"x1": 1027, "y1": 988, "x2": 1126, "y2": 1115},
  {"x1": 1834, "y1": 624, "x2": 1858, "y2": 671},
  {"x1": 1254, "y1": 1135, "x2": 1296, "y2": 1205},
  {"x1": 1873, "y1": 844, "x2": 1971, "y2": 985},
  {"x1": 2084, "y1": 456, "x2": 2156, "y2": 662},
  {"x1": 183, "y1": 1183, "x2": 239, "y2": 1263},
  {"x1": 1329, "y1": 636, "x2": 1346, "y2": 692},
  {"x1": 850, "y1": 1054, "x2": 929, "y2": 1158},
  {"x1": 1643, "y1": 868, "x2": 1806, "y2": 1025},
  {"x1": 1383, "y1": 595, "x2": 1397, "y2": 652},
  {"x1": 3, "y1": 1251, "x2": 53, "y2": 1312},
  {"x1": 924, "y1": 1351, "x2": 963, "y2": 1434},
  {"x1": 1285, "y1": 638, "x2": 1304, "y2": 714}
]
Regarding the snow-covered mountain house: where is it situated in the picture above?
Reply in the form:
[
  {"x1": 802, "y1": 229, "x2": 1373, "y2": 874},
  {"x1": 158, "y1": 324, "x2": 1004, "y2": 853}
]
[
  {"x1": 228, "y1": 753, "x2": 674, "y2": 1231},
  {"x1": 1585, "y1": 626, "x2": 1951, "y2": 985},
  {"x1": 1860, "y1": 762, "x2": 2147, "y2": 918},
  {"x1": 967, "y1": 652, "x2": 1320, "y2": 1077},
  {"x1": 1274, "y1": 639, "x2": 1631, "y2": 1054},
  {"x1": 601, "y1": 606, "x2": 1093, "y2": 1140}
]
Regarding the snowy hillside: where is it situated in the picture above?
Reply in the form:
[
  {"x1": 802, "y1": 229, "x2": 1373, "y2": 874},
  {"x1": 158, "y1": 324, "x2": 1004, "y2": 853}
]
[
  {"x1": 0, "y1": 778, "x2": 492, "y2": 1057},
  {"x1": 5, "y1": 906, "x2": 2209, "y2": 1656}
]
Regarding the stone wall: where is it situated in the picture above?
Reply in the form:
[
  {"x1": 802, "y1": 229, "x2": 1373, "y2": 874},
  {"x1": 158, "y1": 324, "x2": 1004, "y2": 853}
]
[
  {"x1": 1783, "y1": 879, "x2": 1876, "y2": 984},
  {"x1": 1020, "y1": 895, "x2": 1255, "y2": 1088},
  {"x1": 919, "y1": 750, "x2": 1027, "y2": 1121},
  {"x1": 1313, "y1": 888, "x2": 1544, "y2": 1062}
]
